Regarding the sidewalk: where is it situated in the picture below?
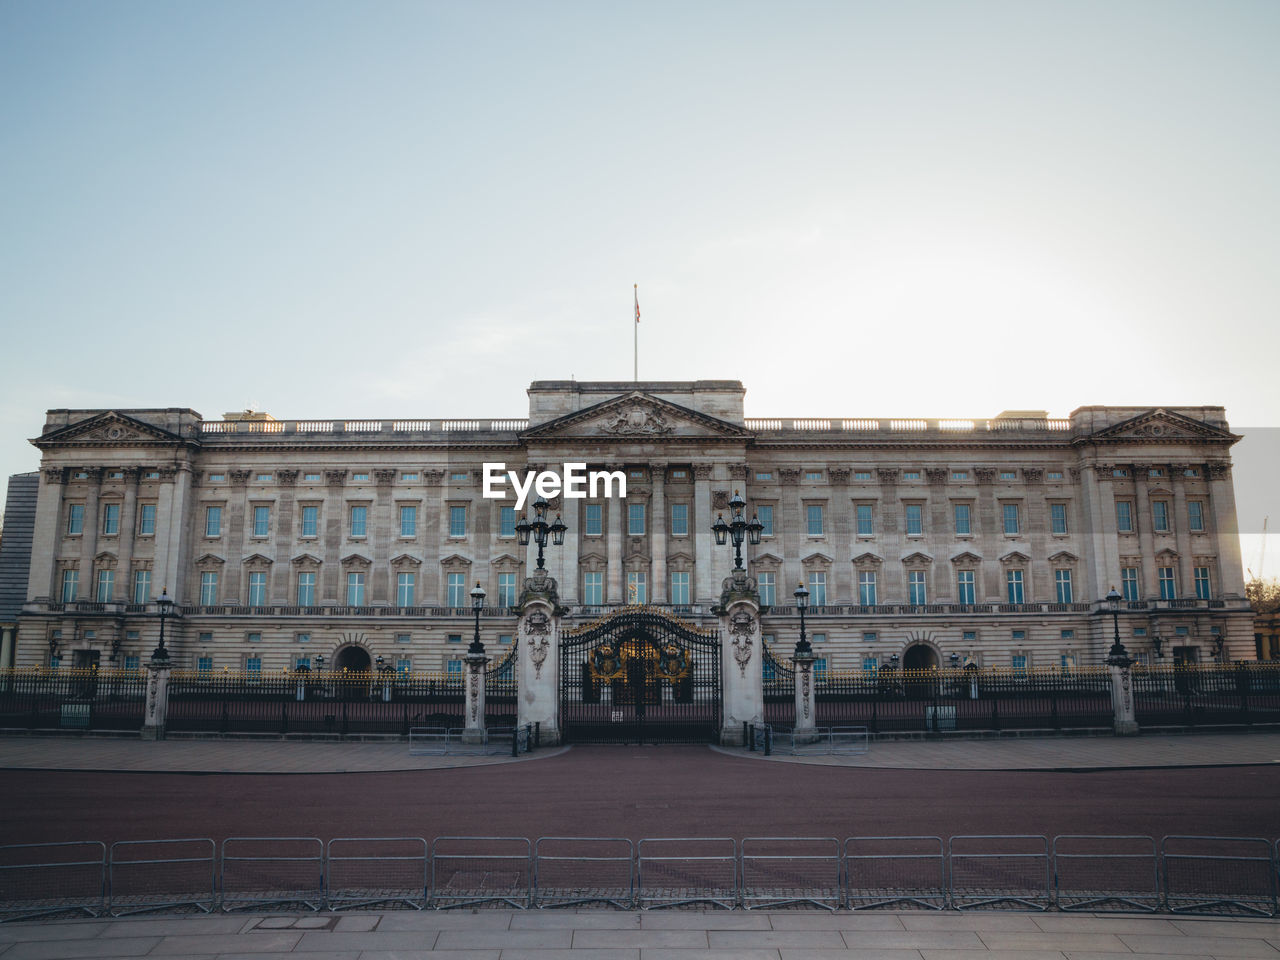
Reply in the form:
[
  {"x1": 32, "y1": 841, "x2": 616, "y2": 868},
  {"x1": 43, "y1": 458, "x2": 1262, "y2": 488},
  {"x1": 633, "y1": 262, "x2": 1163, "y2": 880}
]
[
  {"x1": 0, "y1": 729, "x2": 1278, "y2": 773},
  {"x1": 1, "y1": 909, "x2": 1278, "y2": 959}
]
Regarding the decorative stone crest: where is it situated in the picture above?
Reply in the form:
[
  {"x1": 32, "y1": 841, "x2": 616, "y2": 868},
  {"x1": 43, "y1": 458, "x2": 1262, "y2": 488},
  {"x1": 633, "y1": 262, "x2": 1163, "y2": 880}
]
[
  {"x1": 876, "y1": 468, "x2": 899, "y2": 484},
  {"x1": 422, "y1": 470, "x2": 445, "y2": 484},
  {"x1": 529, "y1": 635, "x2": 550, "y2": 679},
  {"x1": 1068, "y1": 467, "x2": 1082, "y2": 482},
  {"x1": 325, "y1": 470, "x2": 347, "y2": 485},
  {"x1": 801, "y1": 669, "x2": 811, "y2": 720},
  {"x1": 925, "y1": 468, "x2": 948, "y2": 484},
  {"x1": 599, "y1": 403, "x2": 673, "y2": 436},
  {"x1": 712, "y1": 489, "x2": 730, "y2": 510},
  {"x1": 525, "y1": 609, "x2": 551, "y2": 637},
  {"x1": 829, "y1": 468, "x2": 851, "y2": 484},
  {"x1": 973, "y1": 467, "x2": 996, "y2": 484},
  {"x1": 1023, "y1": 468, "x2": 1044, "y2": 484},
  {"x1": 276, "y1": 469, "x2": 298, "y2": 485},
  {"x1": 779, "y1": 468, "x2": 801, "y2": 485},
  {"x1": 693, "y1": 464, "x2": 713, "y2": 481},
  {"x1": 728, "y1": 464, "x2": 749, "y2": 481},
  {"x1": 43, "y1": 468, "x2": 64, "y2": 484},
  {"x1": 1207, "y1": 461, "x2": 1230, "y2": 480},
  {"x1": 230, "y1": 470, "x2": 251, "y2": 486},
  {"x1": 374, "y1": 469, "x2": 396, "y2": 485},
  {"x1": 729, "y1": 610, "x2": 756, "y2": 678}
]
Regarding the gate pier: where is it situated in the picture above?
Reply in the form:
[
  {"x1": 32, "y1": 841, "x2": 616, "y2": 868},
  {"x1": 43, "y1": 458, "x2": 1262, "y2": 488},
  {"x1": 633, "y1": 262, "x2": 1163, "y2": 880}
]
[
  {"x1": 517, "y1": 571, "x2": 562, "y2": 745},
  {"x1": 717, "y1": 570, "x2": 764, "y2": 746}
]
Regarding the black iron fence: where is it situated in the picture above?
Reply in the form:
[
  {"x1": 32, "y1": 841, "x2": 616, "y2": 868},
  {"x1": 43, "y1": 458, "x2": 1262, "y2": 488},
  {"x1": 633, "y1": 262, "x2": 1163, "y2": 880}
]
[
  {"x1": 166, "y1": 671, "x2": 465, "y2": 736},
  {"x1": 1, "y1": 833, "x2": 1275, "y2": 920},
  {"x1": 1132, "y1": 662, "x2": 1280, "y2": 728},
  {"x1": 0, "y1": 668, "x2": 147, "y2": 732}
]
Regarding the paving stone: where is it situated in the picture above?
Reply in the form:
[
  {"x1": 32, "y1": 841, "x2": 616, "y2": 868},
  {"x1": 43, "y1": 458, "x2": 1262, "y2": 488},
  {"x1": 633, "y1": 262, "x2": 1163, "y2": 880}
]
[
  {"x1": 375, "y1": 911, "x2": 513, "y2": 930},
  {"x1": 708, "y1": 929, "x2": 848, "y2": 948},
  {"x1": 1170, "y1": 920, "x2": 1280, "y2": 939},
  {"x1": 780, "y1": 950, "x2": 924, "y2": 960},
  {"x1": 920, "y1": 952, "x2": 1065, "y2": 960},
  {"x1": 148, "y1": 931, "x2": 302, "y2": 954},
  {"x1": 433, "y1": 929, "x2": 574, "y2": 949},
  {"x1": 975, "y1": 933, "x2": 1128, "y2": 951},
  {"x1": 640, "y1": 950, "x2": 783, "y2": 960},
  {"x1": 500, "y1": 950, "x2": 639, "y2": 960},
  {"x1": 840, "y1": 932, "x2": 987, "y2": 949},
  {"x1": 575, "y1": 928, "x2": 710, "y2": 947},
  {"x1": 291, "y1": 930, "x2": 439, "y2": 952},
  {"x1": 642, "y1": 912, "x2": 773, "y2": 929},
  {"x1": 1031, "y1": 915, "x2": 1183, "y2": 934},
  {"x1": 899, "y1": 915, "x2": 1045, "y2": 932},
  {"x1": 333, "y1": 913, "x2": 380, "y2": 931},
  {"x1": 2, "y1": 936, "x2": 165, "y2": 960},
  {"x1": 768, "y1": 913, "x2": 906, "y2": 931},
  {"x1": 1117, "y1": 933, "x2": 1280, "y2": 956},
  {"x1": 509, "y1": 911, "x2": 641, "y2": 928},
  {"x1": 1063, "y1": 953, "x2": 1215, "y2": 960}
]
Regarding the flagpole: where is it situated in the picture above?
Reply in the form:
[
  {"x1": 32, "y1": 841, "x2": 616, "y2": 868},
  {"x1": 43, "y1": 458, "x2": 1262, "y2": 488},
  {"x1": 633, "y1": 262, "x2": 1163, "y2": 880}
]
[{"x1": 633, "y1": 283, "x2": 639, "y2": 382}]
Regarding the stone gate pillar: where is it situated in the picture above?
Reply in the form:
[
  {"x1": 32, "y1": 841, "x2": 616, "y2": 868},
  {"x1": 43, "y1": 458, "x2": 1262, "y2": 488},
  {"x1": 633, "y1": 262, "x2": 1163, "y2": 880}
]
[
  {"x1": 517, "y1": 569, "x2": 563, "y2": 745},
  {"x1": 716, "y1": 569, "x2": 764, "y2": 746},
  {"x1": 140, "y1": 653, "x2": 171, "y2": 741},
  {"x1": 793, "y1": 649, "x2": 817, "y2": 740},
  {"x1": 463, "y1": 649, "x2": 489, "y2": 744},
  {"x1": 1108, "y1": 651, "x2": 1139, "y2": 736}
]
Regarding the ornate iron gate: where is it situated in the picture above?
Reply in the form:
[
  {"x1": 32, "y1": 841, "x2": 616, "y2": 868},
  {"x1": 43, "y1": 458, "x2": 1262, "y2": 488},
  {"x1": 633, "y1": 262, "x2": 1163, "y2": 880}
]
[{"x1": 559, "y1": 609, "x2": 721, "y2": 743}]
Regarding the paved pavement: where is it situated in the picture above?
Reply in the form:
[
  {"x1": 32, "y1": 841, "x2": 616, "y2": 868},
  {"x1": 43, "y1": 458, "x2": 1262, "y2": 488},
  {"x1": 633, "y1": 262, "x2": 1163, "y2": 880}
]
[
  {"x1": 1, "y1": 909, "x2": 1279, "y2": 959},
  {"x1": 1, "y1": 729, "x2": 1277, "y2": 773}
]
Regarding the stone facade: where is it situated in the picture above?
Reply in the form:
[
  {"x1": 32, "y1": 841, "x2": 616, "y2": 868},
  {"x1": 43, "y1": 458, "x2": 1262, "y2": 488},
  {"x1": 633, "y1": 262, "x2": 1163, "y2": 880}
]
[{"x1": 12, "y1": 381, "x2": 1254, "y2": 674}]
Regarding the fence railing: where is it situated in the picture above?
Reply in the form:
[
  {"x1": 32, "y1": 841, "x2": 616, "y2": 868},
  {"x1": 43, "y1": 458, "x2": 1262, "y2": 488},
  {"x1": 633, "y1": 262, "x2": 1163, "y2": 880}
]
[{"x1": 1, "y1": 834, "x2": 1275, "y2": 920}]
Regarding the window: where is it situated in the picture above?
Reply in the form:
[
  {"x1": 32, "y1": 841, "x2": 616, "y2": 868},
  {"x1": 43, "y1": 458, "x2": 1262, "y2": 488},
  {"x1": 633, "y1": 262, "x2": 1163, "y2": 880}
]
[
  {"x1": 246, "y1": 657, "x2": 262, "y2": 679},
  {"x1": 346, "y1": 572, "x2": 366, "y2": 606},
  {"x1": 248, "y1": 572, "x2": 267, "y2": 606},
  {"x1": 252, "y1": 505, "x2": 270, "y2": 537},
  {"x1": 396, "y1": 659, "x2": 412, "y2": 676},
  {"x1": 125, "y1": 656, "x2": 140, "y2": 670},
  {"x1": 863, "y1": 631, "x2": 878, "y2": 642},
  {"x1": 397, "y1": 572, "x2": 416, "y2": 607},
  {"x1": 349, "y1": 505, "x2": 368, "y2": 537},
  {"x1": 963, "y1": 630, "x2": 976, "y2": 643},
  {"x1": 670, "y1": 571, "x2": 690, "y2": 605},
  {"x1": 953, "y1": 503, "x2": 971, "y2": 535},
  {"x1": 626, "y1": 571, "x2": 647, "y2": 604},
  {"x1": 447, "y1": 634, "x2": 463, "y2": 644},
  {"x1": 301, "y1": 505, "x2": 318, "y2": 537},
  {"x1": 1132, "y1": 627, "x2": 1147, "y2": 637},
  {"x1": 1184, "y1": 467, "x2": 1201, "y2": 477},
  {"x1": 499, "y1": 506, "x2": 515, "y2": 537},
  {"x1": 351, "y1": 472, "x2": 370, "y2": 482},
  {"x1": 297, "y1": 572, "x2": 316, "y2": 606},
  {"x1": 101, "y1": 503, "x2": 120, "y2": 535},
  {"x1": 200, "y1": 571, "x2": 218, "y2": 605},
  {"x1": 1121, "y1": 567, "x2": 1139, "y2": 601},
  {"x1": 446, "y1": 573, "x2": 465, "y2": 607},
  {"x1": 907, "y1": 570, "x2": 927, "y2": 605},
  {"x1": 1188, "y1": 501, "x2": 1205, "y2": 532},
  {"x1": 806, "y1": 504, "x2": 824, "y2": 536},
  {"x1": 859, "y1": 571, "x2": 877, "y2": 606},
  {"x1": 627, "y1": 503, "x2": 645, "y2": 536},
  {"x1": 903, "y1": 471, "x2": 920, "y2": 480},
  {"x1": 1006, "y1": 569, "x2": 1024, "y2": 604},
  {"x1": 1194, "y1": 566, "x2": 1211, "y2": 600},
  {"x1": 1002, "y1": 503, "x2": 1020, "y2": 535},
  {"x1": 498, "y1": 572, "x2": 517, "y2": 607},
  {"x1": 96, "y1": 569, "x2": 114, "y2": 602},
  {"x1": 395, "y1": 633, "x2": 410, "y2": 644},
  {"x1": 297, "y1": 632, "x2": 311, "y2": 643},
  {"x1": 628, "y1": 468, "x2": 646, "y2": 479},
  {"x1": 805, "y1": 470, "x2": 823, "y2": 481},
  {"x1": 138, "y1": 503, "x2": 156, "y2": 535},
  {"x1": 1054, "y1": 569, "x2": 1073, "y2": 604},
  {"x1": 584, "y1": 503, "x2": 603, "y2": 536},
  {"x1": 197, "y1": 656, "x2": 213, "y2": 676},
  {"x1": 904, "y1": 503, "x2": 922, "y2": 536},
  {"x1": 670, "y1": 503, "x2": 689, "y2": 536},
  {"x1": 808, "y1": 571, "x2": 826, "y2": 606},
  {"x1": 856, "y1": 504, "x2": 873, "y2": 536},
  {"x1": 208, "y1": 473, "x2": 225, "y2": 482},
  {"x1": 133, "y1": 569, "x2": 151, "y2": 604},
  {"x1": 449, "y1": 506, "x2": 466, "y2": 537},
  {"x1": 755, "y1": 471, "x2": 772, "y2": 481},
  {"x1": 670, "y1": 469, "x2": 687, "y2": 479},
  {"x1": 303, "y1": 472, "x2": 321, "y2": 482},
  {"x1": 1000, "y1": 471, "x2": 1017, "y2": 480},
  {"x1": 583, "y1": 572, "x2": 603, "y2": 605},
  {"x1": 762, "y1": 654, "x2": 776, "y2": 682},
  {"x1": 1050, "y1": 503, "x2": 1067, "y2": 535},
  {"x1": 1012, "y1": 630, "x2": 1026, "y2": 640},
  {"x1": 1158, "y1": 566, "x2": 1176, "y2": 600},
  {"x1": 1152, "y1": 500, "x2": 1170, "y2": 533},
  {"x1": 956, "y1": 570, "x2": 975, "y2": 605},
  {"x1": 1148, "y1": 467, "x2": 1165, "y2": 478},
  {"x1": 862, "y1": 657, "x2": 878, "y2": 673},
  {"x1": 1012, "y1": 653, "x2": 1028, "y2": 675},
  {"x1": 952, "y1": 471, "x2": 968, "y2": 480},
  {"x1": 402, "y1": 472, "x2": 419, "y2": 482},
  {"x1": 446, "y1": 659, "x2": 462, "y2": 676},
  {"x1": 1061, "y1": 629, "x2": 1075, "y2": 641},
  {"x1": 854, "y1": 471, "x2": 872, "y2": 481},
  {"x1": 758, "y1": 505, "x2": 774, "y2": 537},
  {"x1": 450, "y1": 471, "x2": 467, "y2": 482},
  {"x1": 813, "y1": 657, "x2": 827, "y2": 681},
  {"x1": 247, "y1": 632, "x2": 261, "y2": 643},
  {"x1": 61, "y1": 569, "x2": 78, "y2": 602},
  {"x1": 1116, "y1": 501, "x2": 1134, "y2": 533},
  {"x1": 205, "y1": 506, "x2": 222, "y2": 537},
  {"x1": 400, "y1": 505, "x2": 417, "y2": 537},
  {"x1": 757, "y1": 572, "x2": 775, "y2": 607},
  {"x1": 199, "y1": 631, "x2": 213, "y2": 643},
  {"x1": 143, "y1": 470, "x2": 159, "y2": 480},
  {"x1": 295, "y1": 657, "x2": 311, "y2": 671},
  {"x1": 1047, "y1": 471, "x2": 1063, "y2": 481},
  {"x1": 256, "y1": 473, "x2": 272, "y2": 482}
]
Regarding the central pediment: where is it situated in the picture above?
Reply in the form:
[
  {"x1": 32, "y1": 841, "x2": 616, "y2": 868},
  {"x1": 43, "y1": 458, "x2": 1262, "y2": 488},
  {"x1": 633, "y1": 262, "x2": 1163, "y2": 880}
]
[{"x1": 521, "y1": 392, "x2": 749, "y2": 442}]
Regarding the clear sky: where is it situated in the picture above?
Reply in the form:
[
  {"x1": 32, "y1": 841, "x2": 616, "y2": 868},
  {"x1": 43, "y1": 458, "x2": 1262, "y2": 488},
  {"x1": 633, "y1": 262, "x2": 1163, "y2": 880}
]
[{"x1": 1, "y1": 0, "x2": 1276, "y2": 571}]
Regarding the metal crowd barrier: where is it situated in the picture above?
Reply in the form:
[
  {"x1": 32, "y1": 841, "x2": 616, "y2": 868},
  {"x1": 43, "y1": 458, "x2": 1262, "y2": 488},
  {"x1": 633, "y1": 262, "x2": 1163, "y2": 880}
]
[
  {"x1": 0, "y1": 834, "x2": 1276, "y2": 919},
  {"x1": 783, "y1": 726, "x2": 870, "y2": 756},
  {"x1": 409, "y1": 725, "x2": 535, "y2": 757}
]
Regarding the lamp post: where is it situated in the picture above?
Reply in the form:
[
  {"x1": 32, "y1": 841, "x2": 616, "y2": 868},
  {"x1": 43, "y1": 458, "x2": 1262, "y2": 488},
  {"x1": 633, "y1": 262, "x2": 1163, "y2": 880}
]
[
  {"x1": 515, "y1": 496, "x2": 566, "y2": 571},
  {"x1": 711, "y1": 491, "x2": 763, "y2": 571},
  {"x1": 151, "y1": 588, "x2": 173, "y2": 663},
  {"x1": 468, "y1": 582, "x2": 486, "y2": 655},
  {"x1": 1104, "y1": 587, "x2": 1131, "y2": 665},
  {"x1": 793, "y1": 582, "x2": 811, "y2": 656}
]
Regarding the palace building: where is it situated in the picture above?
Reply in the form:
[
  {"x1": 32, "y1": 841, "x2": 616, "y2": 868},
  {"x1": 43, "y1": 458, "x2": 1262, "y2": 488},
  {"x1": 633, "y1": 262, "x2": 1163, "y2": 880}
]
[{"x1": 2, "y1": 380, "x2": 1255, "y2": 684}]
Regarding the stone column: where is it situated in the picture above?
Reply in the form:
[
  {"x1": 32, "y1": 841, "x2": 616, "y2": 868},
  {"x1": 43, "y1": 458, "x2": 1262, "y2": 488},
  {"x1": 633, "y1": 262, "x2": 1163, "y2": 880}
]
[
  {"x1": 140, "y1": 653, "x2": 172, "y2": 740},
  {"x1": 1207, "y1": 460, "x2": 1246, "y2": 597},
  {"x1": 78, "y1": 468, "x2": 103, "y2": 595},
  {"x1": 1082, "y1": 464, "x2": 1119, "y2": 601},
  {"x1": 157, "y1": 464, "x2": 194, "y2": 604},
  {"x1": 462, "y1": 649, "x2": 489, "y2": 744},
  {"x1": 793, "y1": 650, "x2": 817, "y2": 740},
  {"x1": 29, "y1": 468, "x2": 66, "y2": 602},
  {"x1": 558, "y1": 492, "x2": 580, "y2": 605},
  {"x1": 517, "y1": 571, "x2": 561, "y2": 744},
  {"x1": 1108, "y1": 656, "x2": 1139, "y2": 736},
  {"x1": 116, "y1": 468, "x2": 140, "y2": 602},
  {"x1": 651, "y1": 464, "x2": 667, "y2": 603},
  {"x1": 0, "y1": 626, "x2": 14, "y2": 669},
  {"x1": 1170, "y1": 467, "x2": 1196, "y2": 598},
  {"x1": 693, "y1": 465, "x2": 714, "y2": 602},
  {"x1": 717, "y1": 569, "x2": 763, "y2": 745},
  {"x1": 606, "y1": 479, "x2": 623, "y2": 603}
]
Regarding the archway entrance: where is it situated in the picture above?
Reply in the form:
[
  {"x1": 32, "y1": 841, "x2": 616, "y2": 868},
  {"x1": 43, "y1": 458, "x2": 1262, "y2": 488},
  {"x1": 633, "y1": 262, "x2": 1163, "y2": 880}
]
[
  {"x1": 559, "y1": 609, "x2": 721, "y2": 744},
  {"x1": 903, "y1": 644, "x2": 939, "y2": 671},
  {"x1": 334, "y1": 645, "x2": 371, "y2": 672}
]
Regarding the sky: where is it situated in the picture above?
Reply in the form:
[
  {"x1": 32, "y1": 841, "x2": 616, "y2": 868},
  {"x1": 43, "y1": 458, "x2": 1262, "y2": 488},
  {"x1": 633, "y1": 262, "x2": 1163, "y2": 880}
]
[{"x1": 1, "y1": 0, "x2": 1277, "y2": 572}]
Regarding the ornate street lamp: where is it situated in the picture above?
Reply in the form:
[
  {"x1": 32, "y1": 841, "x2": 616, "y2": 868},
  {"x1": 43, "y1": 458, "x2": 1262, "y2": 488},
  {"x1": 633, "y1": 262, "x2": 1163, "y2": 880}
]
[
  {"x1": 515, "y1": 496, "x2": 566, "y2": 571},
  {"x1": 793, "y1": 582, "x2": 811, "y2": 657},
  {"x1": 468, "y1": 582, "x2": 487, "y2": 655},
  {"x1": 711, "y1": 490, "x2": 763, "y2": 571},
  {"x1": 151, "y1": 588, "x2": 173, "y2": 662},
  {"x1": 1104, "y1": 587, "x2": 1132, "y2": 665}
]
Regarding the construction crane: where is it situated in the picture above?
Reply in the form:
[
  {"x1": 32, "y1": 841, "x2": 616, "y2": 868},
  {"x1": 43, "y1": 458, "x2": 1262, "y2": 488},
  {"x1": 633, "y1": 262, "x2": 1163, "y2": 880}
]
[{"x1": 1248, "y1": 516, "x2": 1268, "y2": 580}]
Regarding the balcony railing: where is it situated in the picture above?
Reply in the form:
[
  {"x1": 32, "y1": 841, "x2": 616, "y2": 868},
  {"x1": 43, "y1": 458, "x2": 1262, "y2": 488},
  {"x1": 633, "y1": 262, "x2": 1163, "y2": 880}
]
[{"x1": 198, "y1": 418, "x2": 530, "y2": 436}]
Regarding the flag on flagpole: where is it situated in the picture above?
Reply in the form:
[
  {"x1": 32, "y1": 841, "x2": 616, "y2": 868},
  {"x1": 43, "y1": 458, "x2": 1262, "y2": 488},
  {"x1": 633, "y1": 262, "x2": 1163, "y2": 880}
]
[{"x1": 634, "y1": 284, "x2": 640, "y2": 324}]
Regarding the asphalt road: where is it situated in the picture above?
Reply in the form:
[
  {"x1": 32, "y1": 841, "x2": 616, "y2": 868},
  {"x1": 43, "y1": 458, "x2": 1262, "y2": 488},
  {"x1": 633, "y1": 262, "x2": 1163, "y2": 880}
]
[{"x1": 2, "y1": 744, "x2": 1278, "y2": 847}]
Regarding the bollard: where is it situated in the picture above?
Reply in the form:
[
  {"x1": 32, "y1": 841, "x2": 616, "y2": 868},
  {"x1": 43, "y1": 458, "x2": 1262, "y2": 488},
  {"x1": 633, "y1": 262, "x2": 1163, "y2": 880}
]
[
  {"x1": 534, "y1": 721, "x2": 540, "y2": 749},
  {"x1": 764, "y1": 725, "x2": 772, "y2": 756},
  {"x1": 511, "y1": 729, "x2": 519, "y2": 757}
]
